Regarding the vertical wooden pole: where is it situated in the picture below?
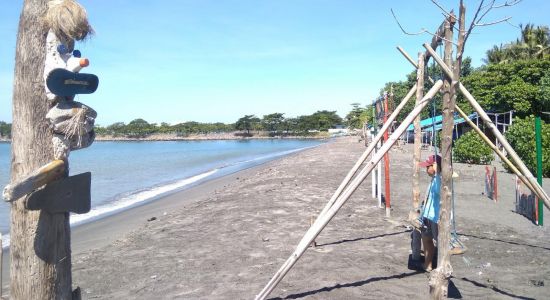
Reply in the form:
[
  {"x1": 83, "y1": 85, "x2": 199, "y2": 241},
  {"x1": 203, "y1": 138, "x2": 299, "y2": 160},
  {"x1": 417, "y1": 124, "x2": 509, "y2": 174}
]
[
  {"x1": 411, "y1": 52, "x2": 425, "y2": 261},
  {"x1": 535, "y1": 116, "x2": 543, "y2": 225},
  {"x1": 383, "y1": 93, "x2": 391, "y2": 217},
  {"x1": 10, "y1": 1, "x2": 73, "y2": 299},
  {"x1": 493, "y1": 167, "x2": 498, "y2": 202},
  {"x1": 371, "y1": 109, "x2": 380, "y2": 202},
  {"x1": 429, "y1": 12, "x2": 457, "y2": 299}
]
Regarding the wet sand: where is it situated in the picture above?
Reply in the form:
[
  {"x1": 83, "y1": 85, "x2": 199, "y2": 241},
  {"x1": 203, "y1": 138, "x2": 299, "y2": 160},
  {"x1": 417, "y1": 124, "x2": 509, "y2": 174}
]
[{"x1": 38, "y1": 137, "x2": 550, "y2": 298}]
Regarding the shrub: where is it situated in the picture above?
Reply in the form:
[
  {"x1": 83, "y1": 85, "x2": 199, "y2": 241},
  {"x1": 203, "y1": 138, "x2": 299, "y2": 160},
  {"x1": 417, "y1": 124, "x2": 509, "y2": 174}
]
[
  {"x1": 453, "y1": 130, "x2": 494, "y2": 164},
  {"x1": 504, "y1": 116, "x2": 550, "y2": 177}
]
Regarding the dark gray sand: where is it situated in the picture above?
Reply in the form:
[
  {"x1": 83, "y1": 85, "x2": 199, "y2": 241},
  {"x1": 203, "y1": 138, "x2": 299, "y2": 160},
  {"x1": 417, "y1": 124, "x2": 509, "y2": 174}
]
[{"x1": 70, "y1": 137, "x2": 549, "y2": 299}]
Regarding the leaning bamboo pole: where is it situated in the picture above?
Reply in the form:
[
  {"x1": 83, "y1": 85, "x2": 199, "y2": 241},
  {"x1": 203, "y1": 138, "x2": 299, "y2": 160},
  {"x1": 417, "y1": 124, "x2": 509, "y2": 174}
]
[
  {"x1": 317, "y1": 85, "x2": 417, "y2": 218},
  {"x1": 455, "y1": 106, "x2": 540, "y2": 197},
  {"x1": 255, "y1": 80, "x2": 444, "y2": 300},
  {"x1": 423, "y1": 43, "x2": 550, "y2": 210},
  {"x1": 458, "y1": 83, "x2": 550, "y2": 209}
]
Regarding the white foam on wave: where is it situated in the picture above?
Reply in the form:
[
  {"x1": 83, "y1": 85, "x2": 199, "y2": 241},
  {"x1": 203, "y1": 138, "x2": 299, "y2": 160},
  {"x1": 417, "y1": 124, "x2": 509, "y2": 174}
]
[
  {"x1": 2, "y1": 169, "x2": 218, "y2": 249},
  {"x1": 70, "y1": 168, "x2": 219, "y2": 226},
  {"x1": 238, "y1": 145, "x2": 316, "y2": 165},
  {"x1": 1, "y1": 143, "x2": 320, "y2": 248}
]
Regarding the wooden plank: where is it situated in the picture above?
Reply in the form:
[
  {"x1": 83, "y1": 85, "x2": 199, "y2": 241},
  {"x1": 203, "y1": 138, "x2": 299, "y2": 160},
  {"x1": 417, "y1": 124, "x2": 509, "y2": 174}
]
[
  {"x1": 3, "y1": 160, "x2": 65, "y2": 202},
  {"x1": 26, "y1": 172, "x2": 91, "y2": 214}
]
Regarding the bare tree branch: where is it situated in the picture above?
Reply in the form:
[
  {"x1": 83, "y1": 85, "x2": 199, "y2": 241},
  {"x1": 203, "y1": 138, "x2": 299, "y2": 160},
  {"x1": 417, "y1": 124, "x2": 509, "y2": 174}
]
[
  {"x1": 506, "y1": 19, "x2": 521, "y2": 29},
  {"x1": 492, "y1": 0, "x2": 523, "y2": 9},
  {"x1": 391, "y1": 8, "x2": 459, "y2": 46},
  {"x1": 430, "y1": 0, "x2": 452, "y2": 18},
  {"x1": 475, "y1": 16, "x2": 512, "y2": 27},
  {"x1": 390, "y1": 8, "x2": 428, "y2": 36}
]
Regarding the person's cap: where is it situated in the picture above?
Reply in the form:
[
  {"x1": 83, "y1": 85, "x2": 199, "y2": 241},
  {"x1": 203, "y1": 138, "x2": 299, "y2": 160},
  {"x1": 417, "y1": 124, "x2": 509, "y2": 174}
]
[{"x1": 419, "y1": 154, "x2": 442, "y2": 167}]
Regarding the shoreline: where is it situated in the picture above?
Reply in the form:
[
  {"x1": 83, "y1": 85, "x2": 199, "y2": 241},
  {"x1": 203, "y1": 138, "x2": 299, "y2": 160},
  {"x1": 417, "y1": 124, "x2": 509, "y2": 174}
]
[
  {"x1": 2, "y1": 137, "x2": 549, "y2": 298},
  {"x1": 0, "y1": 133, "x2": 333, "y2": 143},
  {"x1": 1, "y1": 139, "x2": 327, "y2": 292}
]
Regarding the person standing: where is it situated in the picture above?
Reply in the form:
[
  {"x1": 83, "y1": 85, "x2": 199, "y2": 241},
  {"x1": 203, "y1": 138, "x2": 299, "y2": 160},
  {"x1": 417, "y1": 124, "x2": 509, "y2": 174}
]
[{"x1": 419, "y1": 154, "x2": 442, "y2": 271}]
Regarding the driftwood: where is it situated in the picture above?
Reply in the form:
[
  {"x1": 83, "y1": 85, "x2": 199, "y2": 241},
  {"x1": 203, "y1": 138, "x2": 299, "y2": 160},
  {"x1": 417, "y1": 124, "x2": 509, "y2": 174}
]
[
  {"x1": 26, "y1": 172, "x2": 91, "y2": 214},
  {"x1": 3, "y1": 160, "x2": 65, "y2": 202},
  {"x1": 255, "y1": 80, "x2": 444, "y2": 300}
]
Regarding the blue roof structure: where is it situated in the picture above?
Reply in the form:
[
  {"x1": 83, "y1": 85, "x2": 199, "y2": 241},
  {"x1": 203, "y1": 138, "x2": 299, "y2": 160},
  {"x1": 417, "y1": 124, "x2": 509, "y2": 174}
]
[{"x1": 406, "y1": 113, "x2": 478, "y2": 132}]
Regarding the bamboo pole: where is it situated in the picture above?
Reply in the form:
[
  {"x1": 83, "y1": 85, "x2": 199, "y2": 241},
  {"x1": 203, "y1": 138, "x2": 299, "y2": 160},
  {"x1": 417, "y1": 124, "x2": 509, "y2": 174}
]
[
  {"x1": 398, "y1": 43, "x2": 550, "y2": 209},
  {"x1": 383, "y1": 93, "x2": 391, "y2": 217},
  {"x1": 411, "y1": 52, "x2": 425, "y2": 261},
  {"x1": 423, "y1": 39, "x2": 550, "y2": 210},
  {"x1": 317, "y1": 85, "x2": 417, "y2": 218},
  {"x1": 255, "y1": 80, "x2": 444, "y2": 300},
  {"x1": 458, "y1": 83, "x2": 550, "y2": 210},
  {"x1": 455, "y1": 106, "x2": 541, "y2": 198}
]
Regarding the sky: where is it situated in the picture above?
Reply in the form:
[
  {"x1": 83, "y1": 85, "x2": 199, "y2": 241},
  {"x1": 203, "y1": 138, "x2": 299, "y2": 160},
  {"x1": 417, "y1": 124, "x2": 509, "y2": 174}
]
[{"x1": 0, "y1": 0, "x2": 549, "y2": 126}]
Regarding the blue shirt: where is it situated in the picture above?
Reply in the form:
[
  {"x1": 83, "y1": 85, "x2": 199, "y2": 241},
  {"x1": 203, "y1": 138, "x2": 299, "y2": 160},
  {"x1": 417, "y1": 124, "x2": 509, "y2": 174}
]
[{"x1": 421, "y1": 175, "x2": 441, "y2": 223}]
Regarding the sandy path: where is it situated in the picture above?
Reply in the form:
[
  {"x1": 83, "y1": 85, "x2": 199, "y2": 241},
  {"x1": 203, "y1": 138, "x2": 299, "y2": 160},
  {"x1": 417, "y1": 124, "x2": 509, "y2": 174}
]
[{"x1": 72, "y1": 136, "x2": 549, "y2": 299}]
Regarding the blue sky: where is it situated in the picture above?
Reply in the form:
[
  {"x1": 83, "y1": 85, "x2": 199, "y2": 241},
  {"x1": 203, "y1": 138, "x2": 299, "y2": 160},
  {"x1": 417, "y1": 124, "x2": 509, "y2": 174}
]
[{"x1": 1, "y1": 0, "x2": 549, "y2": 125}]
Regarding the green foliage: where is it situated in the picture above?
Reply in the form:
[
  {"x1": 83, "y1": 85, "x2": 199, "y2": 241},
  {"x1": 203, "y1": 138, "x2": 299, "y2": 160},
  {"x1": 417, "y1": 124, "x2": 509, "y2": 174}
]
[
  {"x1": 345, "y1": 103, "x2": 366, "y2": 129},
  {"x1": 485, "y1": 24, "x2": 550, "y2": 64},
  {"x1": 504, "y1": 116, "x2": 550, "y2": 177},
  {"x1": 95, "y1": 119, "x2": 235, "y2": 138},
  {"x1": 0, "y1": 121, "x2": 11, "y2": 138},
  {"x1": 261, "y1": 113, "x2": 285, "y2": 133},
  {"x1": 235, "y1": 115, "x2": 260, "y2": 135},
  {"x1": 452, "y1": 131, "x2": 494, "y2": 165},
  {"x1": 462, "y1": 59, "x2": 550, "y2": 117}
]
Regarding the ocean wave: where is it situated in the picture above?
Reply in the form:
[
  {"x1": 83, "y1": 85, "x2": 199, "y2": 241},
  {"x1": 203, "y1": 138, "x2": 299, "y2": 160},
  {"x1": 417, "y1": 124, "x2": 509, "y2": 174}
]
[
  {"x1": 1, "y1": 143, "x2": 319, "y2": 249},
  {"x1": 2, "y1": 169, "x2": 218, "y2": 249}
]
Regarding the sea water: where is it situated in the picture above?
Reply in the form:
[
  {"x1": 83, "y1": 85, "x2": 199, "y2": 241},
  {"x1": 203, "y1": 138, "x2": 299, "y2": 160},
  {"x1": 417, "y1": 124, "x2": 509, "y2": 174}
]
[{"x1": 0, "y1": 139, "x2": 322, "y2": 243}]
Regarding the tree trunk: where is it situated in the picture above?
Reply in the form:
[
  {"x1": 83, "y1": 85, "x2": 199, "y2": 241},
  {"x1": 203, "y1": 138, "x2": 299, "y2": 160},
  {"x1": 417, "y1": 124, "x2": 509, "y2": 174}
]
[
  {"x1": 429, "y1": 14, "x2": 456, "y2": 299},
  {"x1": 411, "y1": 52, "x2": 425, "y2": 261},
  {"x1": 10, "y1": 0, "x2": 72, "y2": 298}
]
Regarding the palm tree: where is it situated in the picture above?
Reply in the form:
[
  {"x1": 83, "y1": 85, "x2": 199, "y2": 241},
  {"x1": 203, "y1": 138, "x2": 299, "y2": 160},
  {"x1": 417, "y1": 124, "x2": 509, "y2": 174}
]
[{"x1": 485, "y1": 24, "x2": 550, "y2": 64}]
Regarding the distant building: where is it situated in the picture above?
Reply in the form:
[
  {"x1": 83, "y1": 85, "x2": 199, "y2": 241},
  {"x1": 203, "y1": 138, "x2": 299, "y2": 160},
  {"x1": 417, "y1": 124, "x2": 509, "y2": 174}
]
[{"x1": 328, "y1": 125, "x2": 349, "y2": 135}]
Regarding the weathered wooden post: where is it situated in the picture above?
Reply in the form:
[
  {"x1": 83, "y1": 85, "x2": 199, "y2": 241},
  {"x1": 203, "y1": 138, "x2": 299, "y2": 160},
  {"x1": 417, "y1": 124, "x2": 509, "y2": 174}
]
[
  {"x1": 9, "y1": 1, "x2": 73, "y2": 298},
  {"x1": 7, "y1": 1, "x2": 96, "y2": 298},
  {"x1": 429, "y1": 8, "x2": 459, "y2": 299},
  {"x1": 410, "y1": 52, "x2": 425, "y2": 261}
]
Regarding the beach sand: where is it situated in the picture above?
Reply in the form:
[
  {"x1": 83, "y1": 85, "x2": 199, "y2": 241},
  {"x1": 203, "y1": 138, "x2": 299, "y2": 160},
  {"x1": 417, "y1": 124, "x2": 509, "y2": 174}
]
[{"x1": 29, "y1": 137, "x2": 550, "y2": 298}]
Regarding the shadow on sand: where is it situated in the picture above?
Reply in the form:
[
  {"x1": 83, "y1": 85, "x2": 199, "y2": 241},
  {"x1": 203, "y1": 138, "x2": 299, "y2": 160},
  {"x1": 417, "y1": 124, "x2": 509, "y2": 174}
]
[
  {"x1": 457, "y1": 277, "x2": 536, "y2": 300},
  {"x1": 459, "y1": 233, "x2": 550, "y2": 251},
  {"x1": 316, "y1": 230, "x2": 409, "y2": 247},
  {"x1": 268, "y1": 271, "x2": 423, "y2": 300}
]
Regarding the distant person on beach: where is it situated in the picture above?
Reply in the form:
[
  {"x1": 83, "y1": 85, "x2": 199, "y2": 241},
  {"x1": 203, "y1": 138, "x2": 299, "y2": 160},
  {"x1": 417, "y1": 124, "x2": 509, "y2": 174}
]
[{"x1": 418, "y1": 154, "x2": 442, "y2": 271}]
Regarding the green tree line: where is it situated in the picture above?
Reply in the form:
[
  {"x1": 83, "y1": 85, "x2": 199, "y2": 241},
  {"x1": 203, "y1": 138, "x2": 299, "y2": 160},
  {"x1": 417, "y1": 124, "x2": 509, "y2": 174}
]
[
  {"x1": 90, "y1": 110, "x2": 344, "y2": 138},
  {"x1": 0, "y1": 121, "x2": 11, "y2": 139}
]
